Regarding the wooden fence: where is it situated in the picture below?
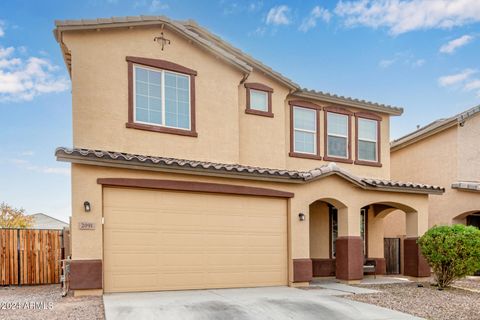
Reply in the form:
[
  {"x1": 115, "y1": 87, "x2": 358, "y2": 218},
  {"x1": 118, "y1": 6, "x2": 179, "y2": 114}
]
[
  {"x1": 0, "y1": 229, "x2": 63, "y2": 286},
  {"x1": 384, "y1": 237, "x2": 401, "y2": 275}
]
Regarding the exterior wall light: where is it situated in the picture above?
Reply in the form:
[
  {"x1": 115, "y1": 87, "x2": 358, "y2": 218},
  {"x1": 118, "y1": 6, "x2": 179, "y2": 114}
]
[
  {"x1": 298, "y1": 213, "x2": 305, "y2": 221},
  {"x1": 84, "y1": 201, "x2": 91, "y2": 212}
]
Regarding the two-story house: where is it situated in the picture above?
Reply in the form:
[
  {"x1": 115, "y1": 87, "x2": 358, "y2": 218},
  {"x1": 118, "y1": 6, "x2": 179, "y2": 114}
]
[
  {"x1": 389, "y1": 106, "x2": 480, "y2": 233},
  {"x1": 54, "y1": 16, "x2": 442, "y2": 296}
]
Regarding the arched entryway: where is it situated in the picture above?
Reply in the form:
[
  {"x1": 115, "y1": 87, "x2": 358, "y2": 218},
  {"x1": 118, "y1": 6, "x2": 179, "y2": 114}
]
[
  {"x1": 310, "y1": 199, "x2": 429, "y2": 281},
  {"x1": 453, "y1": 210, "x2": 480, "y2": 228}
]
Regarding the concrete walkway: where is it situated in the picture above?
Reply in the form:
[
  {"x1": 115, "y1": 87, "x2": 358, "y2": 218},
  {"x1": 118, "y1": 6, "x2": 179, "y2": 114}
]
[{"x1": 103, "y1": 286, "x2": 423, "y2": 320}]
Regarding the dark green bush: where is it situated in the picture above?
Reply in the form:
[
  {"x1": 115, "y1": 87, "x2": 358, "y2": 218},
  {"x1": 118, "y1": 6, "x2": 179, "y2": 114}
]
[{"x1": 418, "y1": 224, "x2": 480, "y2": 288}]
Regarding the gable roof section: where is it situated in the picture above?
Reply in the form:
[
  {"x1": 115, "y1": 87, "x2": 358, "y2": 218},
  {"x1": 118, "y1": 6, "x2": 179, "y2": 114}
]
[
  {"x1": 56, "y1": 147, "x2": 444, "y2": 194},
  {"x1": 54, "y1": 15, "x2": 403, "y2": 115},
  {"x1": 29, "y1": 213, "x2": 68, "y2": 230},
  {"x1": 54, "y1": 16, "x2": 252, "y2": 75},
  {"x1": 391, "y1": 104, "x2": 480, "y2": 151}
]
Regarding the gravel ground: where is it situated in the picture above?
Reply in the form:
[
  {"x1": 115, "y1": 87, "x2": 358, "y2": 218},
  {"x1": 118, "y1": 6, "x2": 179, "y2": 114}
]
[
  {"x1": 0, "y1": 285, "x2": 104, "y2": 320},
  {"x1": 453, "y1": 277, "x2": 480, "y2": 292},
  {"x1": 345, "y1": 279, "x2": 480, "y2": 320}
]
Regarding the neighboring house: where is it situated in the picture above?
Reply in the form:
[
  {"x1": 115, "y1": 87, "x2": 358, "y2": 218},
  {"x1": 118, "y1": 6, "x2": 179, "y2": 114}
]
[
  {"x1": 29, "y1": 213, "x2": 68, "y2": 230},
  {"x1": 389, "y1": 106, "x2": 480, "y2": 231},
  {"x1": 53, "y1": 16, "x2": 442, "y2": 296}
]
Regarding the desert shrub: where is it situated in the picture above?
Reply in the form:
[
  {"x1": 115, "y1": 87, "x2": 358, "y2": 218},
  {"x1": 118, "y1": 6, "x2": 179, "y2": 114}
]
[{"x1": 418, "y1": 224, "x2": 480, "y2": 288}]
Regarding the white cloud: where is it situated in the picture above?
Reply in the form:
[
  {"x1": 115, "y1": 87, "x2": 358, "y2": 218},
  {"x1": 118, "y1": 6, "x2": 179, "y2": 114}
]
[
  {"x1": 464, "y1": 79, "x2": 480, "y2": 91},
  {"x1": 0, "y1": 47, "x2": 69, "y2": 102},
  {"x1": 299, "y1": 6, "x2": 331, "y2": 32},
  {"x1": 439, "y1": 35, "x2": 474, "y2": 54},
  {"x1": 10, "y1": 158, "x2": 69, "y2": 176},
  {"x1": 20, "y1": 150, "x2": 35, "y2": 156},
  {"x1": 413, "y1": 59, "x2": 425, "y2": 67},
  {"x1": 266, "y1": 5, "x2": 291, "y2": 25},
  {"x1": 149, "y1": 0, "x2": 169, "y2": 11},
  {"x1": 379, "y1": 58, "x2": 396, "y2": 68},
  {"x1": 335, "y1": 0, "x2": 480, "y2": 35},
  {"x1": 438, "y1": 69, "x2": 476, "y2": 87},
  {"x1": 378, "y1": 52, "x2": 425, "y2": 69},
  {"x1": 248, "y1": 1, "x2": 263, "y2": 12}
]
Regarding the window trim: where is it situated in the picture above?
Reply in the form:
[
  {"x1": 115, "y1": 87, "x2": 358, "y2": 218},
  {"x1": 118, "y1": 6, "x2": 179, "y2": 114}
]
[
  {"x1": 126, "y1": 56, "x2": 198, "y2": 137},
  {"x1": 288, "y1": 100, "x2": 322, "y2": 160},
  {"x1": 323, "y1": 106, "x2": 353, "y2": 164},
  {"x1": 354, "y1": 112, "x2": 382, "y2": 167},
  {"x1": 245, "y1": 82, "x2": 274, "y2": 117}
]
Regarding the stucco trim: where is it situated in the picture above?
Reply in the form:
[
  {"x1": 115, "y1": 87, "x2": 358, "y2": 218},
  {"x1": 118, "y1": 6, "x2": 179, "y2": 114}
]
[
  {"x1": 245, "y1": 82, "x2": 274, "y2": 118},
  {"x1": 451, "y1": 182, "x2": 480, "y2": 192},
  {"x1": 97, "y1": 178, "x2": 295, "y2": 198},
  {"x1": 126, "y1": 56, "x2": 198, "y2": 137}
]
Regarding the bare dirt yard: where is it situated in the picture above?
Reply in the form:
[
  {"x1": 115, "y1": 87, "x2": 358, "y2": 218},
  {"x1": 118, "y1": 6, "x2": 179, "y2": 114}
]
[
  {"x1": 0, "y1": 285, "x2": 104, "y2": 320},
  {"x1": 346, "y1": 277, "x2": 480, "y2": 320}
]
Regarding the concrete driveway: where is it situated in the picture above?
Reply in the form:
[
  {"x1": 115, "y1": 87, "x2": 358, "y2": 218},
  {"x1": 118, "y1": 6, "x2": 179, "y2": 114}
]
[{"x1": 103, "y1": 286, "x2": 422, "y2": 320}]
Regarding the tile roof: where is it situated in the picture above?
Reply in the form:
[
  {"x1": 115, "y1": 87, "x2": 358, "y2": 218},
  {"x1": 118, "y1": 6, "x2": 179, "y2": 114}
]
[
  {"x1": 54, "y1": 15, "x2": 403, "y2": 115},
  {"x1": 391, "y1": 104, "x2": 480, "y2": 150},
  {"x1": 56, "y1": 147, "x2": 444, "y2": 194},
  {"x1": 452, "y1": 181, "x2": 480, "y2": 192}
]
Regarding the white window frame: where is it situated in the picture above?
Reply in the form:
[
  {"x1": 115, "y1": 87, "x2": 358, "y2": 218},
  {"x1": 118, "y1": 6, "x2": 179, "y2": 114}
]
[
  {"x1": 249, "y1": 89, "x2": 269, "y2": 112},
  {"x1": 293, "y1": 106, "x2": 317, "y2": 155},
  {"x1": 326, "y1": 112, "x2": 349, "y2": 159},
  {"x1": 357, "y1": 118, "x2": 378, "y2": 162},
  {"x1": 133, "y1": 64, "x2": 191, "y2": 131}
]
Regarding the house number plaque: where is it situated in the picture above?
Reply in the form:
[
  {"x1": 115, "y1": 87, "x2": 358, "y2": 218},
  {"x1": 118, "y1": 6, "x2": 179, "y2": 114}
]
[{"x1": 79, "y1": 222, "x2": 96, "y2": 230}]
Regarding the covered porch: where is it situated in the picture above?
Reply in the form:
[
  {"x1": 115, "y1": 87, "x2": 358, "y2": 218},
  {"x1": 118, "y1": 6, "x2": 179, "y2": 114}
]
[
  {"x1": 289, "y1": 165, "x2": 444, "y2": 284},
  {"x1": 309, "y1": 200, "x2": 430, "y2": 281}
]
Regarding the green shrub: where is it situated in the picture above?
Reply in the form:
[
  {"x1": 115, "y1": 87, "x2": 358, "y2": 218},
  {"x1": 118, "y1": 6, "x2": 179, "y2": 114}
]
[{"x1": 418, "y1": 224, "x2": 480, "y2": 288}]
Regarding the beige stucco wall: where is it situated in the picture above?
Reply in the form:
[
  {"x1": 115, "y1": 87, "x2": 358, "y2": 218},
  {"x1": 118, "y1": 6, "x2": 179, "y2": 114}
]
[
  {"x1": 70, "y1": 163, "x2": 429, "y2": 286},
  {"x1": 63, "y1": 25, "x2": 392, "y2": 180},
  {"x1": 391, "y1": 115, "x2": 480, "y2": 229},
  {"x1": 309, "y1": 201, "x2": 330, "y2": 259},
  {"x1": 457, "y1": 114, "x2": 480, "y2": 182}
]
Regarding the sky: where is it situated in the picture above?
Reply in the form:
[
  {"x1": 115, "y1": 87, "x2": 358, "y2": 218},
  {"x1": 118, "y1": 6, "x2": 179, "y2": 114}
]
[{"x1": 0, "y1": 0, "x2": 479, "y2": 222}]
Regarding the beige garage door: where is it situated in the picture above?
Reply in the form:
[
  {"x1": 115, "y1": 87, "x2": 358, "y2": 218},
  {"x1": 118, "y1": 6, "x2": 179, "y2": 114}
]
[{"x1": 103, "y1": 187, "x2": 288, "y2": 293}]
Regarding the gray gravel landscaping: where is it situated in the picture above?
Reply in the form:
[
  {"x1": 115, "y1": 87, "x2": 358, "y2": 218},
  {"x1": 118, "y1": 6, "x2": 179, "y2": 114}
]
[
  {"x1": 345, "y1": 278, "x2": 480, "y2": 320},
  {"x1": 0, "y1": 285, "x2": 104, "y2": 320}
]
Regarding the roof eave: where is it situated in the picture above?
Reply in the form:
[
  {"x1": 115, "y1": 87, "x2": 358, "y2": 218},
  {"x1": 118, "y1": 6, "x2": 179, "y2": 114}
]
[
  {"x1": 53, "y1": 19, "x2": 253, "y2": 75},
  {"x1": 56, "y1": 152, "x2": 304, "y2": 184},
  {"x1": 391, "y1": 119, "x2": 457, "y2": 152},
  {"x1": 291, "y1": 91, "x2": 403, "y2": 116},
  {"x1": 363, "y1": 185, "x2": 444, "y2": 195}
]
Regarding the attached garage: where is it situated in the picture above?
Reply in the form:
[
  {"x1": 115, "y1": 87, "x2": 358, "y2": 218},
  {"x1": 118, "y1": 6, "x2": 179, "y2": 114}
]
[{"x1": 103, "y1": 185, "x2": 288, "y2": 293}]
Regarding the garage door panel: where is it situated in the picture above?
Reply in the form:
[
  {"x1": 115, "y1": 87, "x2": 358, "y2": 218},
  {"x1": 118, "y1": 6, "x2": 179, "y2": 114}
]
[{"x1": 104, "y1": 188, "x2": 287, "y2": 292}]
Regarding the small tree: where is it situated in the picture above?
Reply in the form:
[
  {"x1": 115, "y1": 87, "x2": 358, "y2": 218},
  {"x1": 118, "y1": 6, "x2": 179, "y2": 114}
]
[
  {"x1": 0, "y1": 202, "x2": 33, "y2": 228},
  {"x1": 418, "y1": 224, "x2": 480, "y2": 288}
]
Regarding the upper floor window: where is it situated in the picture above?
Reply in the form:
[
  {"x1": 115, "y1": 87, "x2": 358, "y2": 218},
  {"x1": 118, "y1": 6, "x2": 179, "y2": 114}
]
[
  {"x1": 126, "y1": 56, "x2": 197, "y2": 137},
  {"x1": 325, "y1": 108, "x2": 353, "y2": 163},
  {"x1": 293, "y1": 107, "x2": 317, "y2": 155},
  {"x1": 135, "y1": 66, "x2": 190, "y2": 130},
  {"x1": 245, "y1": 83, "x2": 274, "y2": 117},
  {"x1": 355, "y1": 112, "x2": 382, "y2": 166}
]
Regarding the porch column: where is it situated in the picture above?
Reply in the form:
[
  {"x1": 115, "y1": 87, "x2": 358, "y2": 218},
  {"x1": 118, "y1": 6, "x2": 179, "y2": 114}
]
[
  {"x1": 404, "y1": 210, "x2": 430, "y2": 277},
  {"x1": 336, "y1": 205, "x2": 363, "y2": 281}
]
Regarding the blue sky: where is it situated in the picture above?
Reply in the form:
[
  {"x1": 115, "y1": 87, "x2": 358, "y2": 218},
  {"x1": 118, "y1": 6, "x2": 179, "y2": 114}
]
[{"x1": 0, "y1": 0, "x2": 479, "y2": 221}]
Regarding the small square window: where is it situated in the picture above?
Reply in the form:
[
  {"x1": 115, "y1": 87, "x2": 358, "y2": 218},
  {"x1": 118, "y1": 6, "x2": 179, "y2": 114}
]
[{"x1": 250, "y1": 90, "x2": 268, "y2": 112}]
